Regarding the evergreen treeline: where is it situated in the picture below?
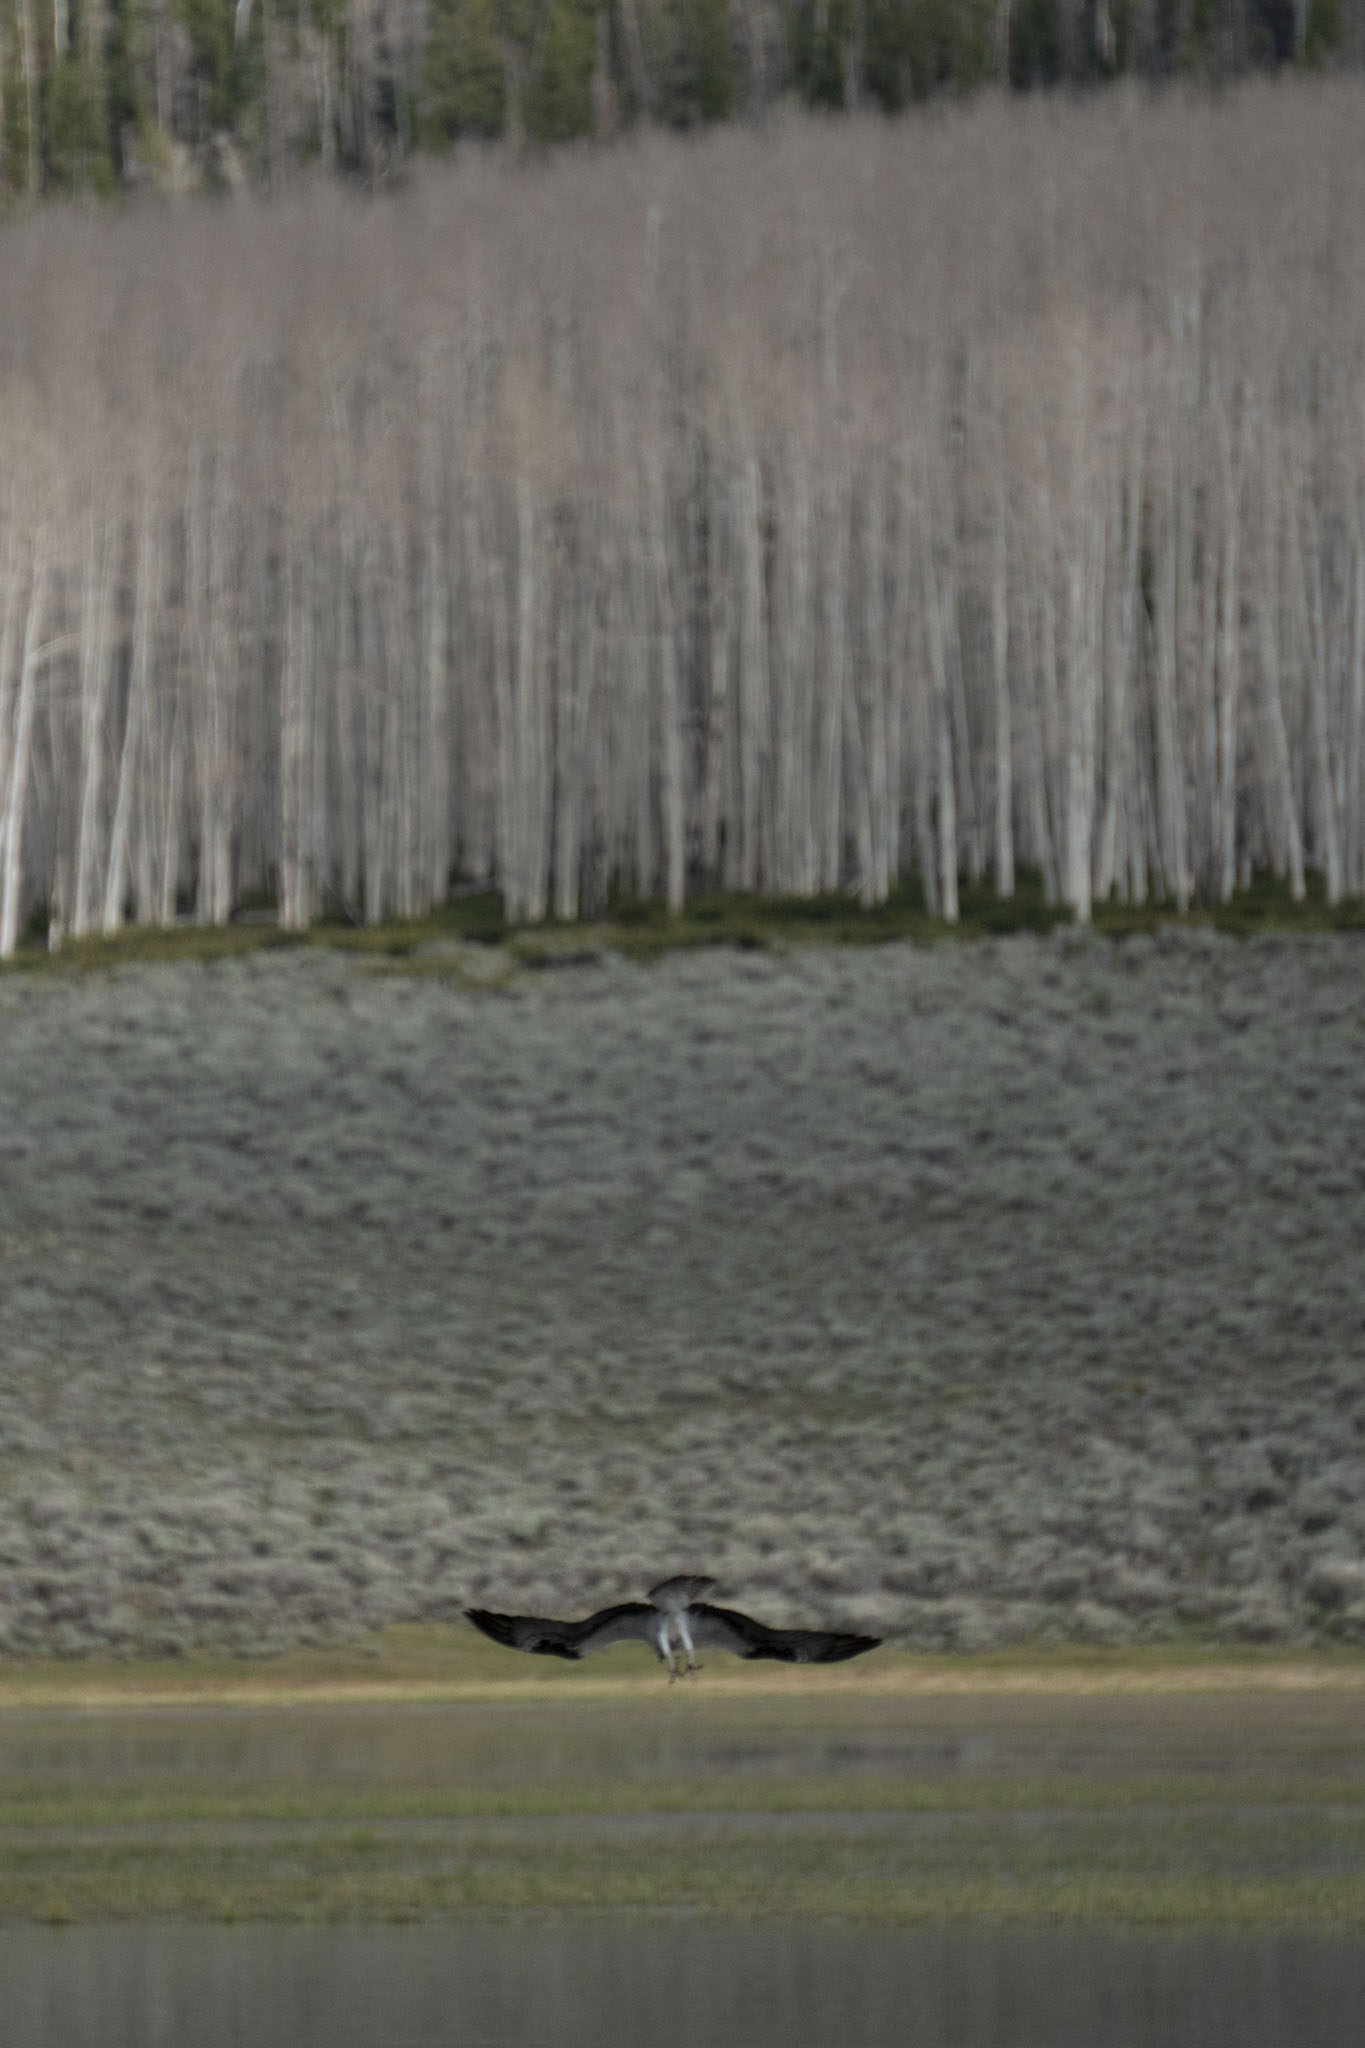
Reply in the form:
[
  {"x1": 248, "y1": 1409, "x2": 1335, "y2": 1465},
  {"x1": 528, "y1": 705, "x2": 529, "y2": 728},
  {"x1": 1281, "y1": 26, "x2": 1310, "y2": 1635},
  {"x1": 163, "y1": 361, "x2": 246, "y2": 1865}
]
[
  {"x1": 2, "y1": 86, "x2": 1364, "y2": 954},
  {"x1": 0, "y1": 0, "x2": 1360, "y2": 194}
]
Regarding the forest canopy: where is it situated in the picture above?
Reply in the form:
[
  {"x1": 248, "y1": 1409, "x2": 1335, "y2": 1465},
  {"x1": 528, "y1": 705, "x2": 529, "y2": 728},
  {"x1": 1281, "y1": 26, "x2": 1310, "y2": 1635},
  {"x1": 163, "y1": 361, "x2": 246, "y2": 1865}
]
[{"x1": 0, "y1": 0, "x2": 1361, "y2": 194}]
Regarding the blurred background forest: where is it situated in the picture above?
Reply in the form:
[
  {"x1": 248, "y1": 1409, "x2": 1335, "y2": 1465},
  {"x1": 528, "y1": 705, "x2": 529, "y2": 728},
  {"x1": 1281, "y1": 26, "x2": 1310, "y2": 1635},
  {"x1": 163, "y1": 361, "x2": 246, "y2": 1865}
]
[{"x1": 0, "y1": 0, "x2": 1362, "y2": 194}]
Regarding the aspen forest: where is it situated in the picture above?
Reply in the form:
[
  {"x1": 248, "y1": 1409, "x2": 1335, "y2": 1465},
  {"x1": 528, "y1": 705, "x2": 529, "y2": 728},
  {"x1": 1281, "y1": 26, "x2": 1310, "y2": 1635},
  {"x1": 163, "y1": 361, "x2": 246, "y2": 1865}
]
[{"x1": 1, "y1": 80, "x2": 1365, "y2": 956}]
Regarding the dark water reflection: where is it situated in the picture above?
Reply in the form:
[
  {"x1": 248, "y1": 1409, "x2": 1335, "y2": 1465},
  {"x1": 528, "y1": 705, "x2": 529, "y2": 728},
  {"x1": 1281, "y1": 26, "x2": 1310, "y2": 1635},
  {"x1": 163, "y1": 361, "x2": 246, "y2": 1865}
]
[{"x1": 3, "y1": 1919, "x2": 1361, "y2": 2048}]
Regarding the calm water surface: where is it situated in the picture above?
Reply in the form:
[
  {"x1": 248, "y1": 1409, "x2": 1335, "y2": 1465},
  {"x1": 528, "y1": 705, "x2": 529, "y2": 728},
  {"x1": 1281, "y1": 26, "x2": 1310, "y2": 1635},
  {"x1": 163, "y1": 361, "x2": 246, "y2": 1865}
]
[{"x1": 2, "y1": 1919, "x2": 1362, "y2": 2048}]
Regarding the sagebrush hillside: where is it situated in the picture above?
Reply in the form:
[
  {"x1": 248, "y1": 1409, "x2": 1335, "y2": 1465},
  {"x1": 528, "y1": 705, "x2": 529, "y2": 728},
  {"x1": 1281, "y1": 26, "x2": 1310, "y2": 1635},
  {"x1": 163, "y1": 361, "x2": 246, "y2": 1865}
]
[{"x1": 1, "y1": 933, "x2": 1361, "y2": 1659}]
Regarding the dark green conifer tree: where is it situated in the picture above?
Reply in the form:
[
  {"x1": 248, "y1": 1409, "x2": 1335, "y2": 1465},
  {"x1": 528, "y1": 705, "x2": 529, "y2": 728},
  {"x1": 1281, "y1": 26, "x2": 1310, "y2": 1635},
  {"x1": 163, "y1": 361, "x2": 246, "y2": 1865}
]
[
  {"x1": 424, "y1": 0, "x2": 507, "y2": 140},
  {"x1": 525, "y1": 0, "x2": 597, "y2": 139},
  {"x1": 45, "y1": 47, "x2": 114, "y2": 189}
]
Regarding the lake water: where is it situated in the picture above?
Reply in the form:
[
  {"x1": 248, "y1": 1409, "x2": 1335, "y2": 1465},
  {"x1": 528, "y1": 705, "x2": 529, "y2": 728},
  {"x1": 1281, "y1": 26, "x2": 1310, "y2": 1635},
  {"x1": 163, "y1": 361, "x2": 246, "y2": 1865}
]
[{"x1": 3, "y1": 1918, "x2": 1362, "y2": 2048}]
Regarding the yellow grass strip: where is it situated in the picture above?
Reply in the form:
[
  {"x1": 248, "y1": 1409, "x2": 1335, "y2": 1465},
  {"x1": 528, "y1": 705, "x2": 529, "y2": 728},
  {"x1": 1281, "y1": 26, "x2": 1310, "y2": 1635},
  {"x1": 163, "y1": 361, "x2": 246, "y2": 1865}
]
[{"x1": 1, "y1": 1630, "x2": 1363, "y2": 1713}]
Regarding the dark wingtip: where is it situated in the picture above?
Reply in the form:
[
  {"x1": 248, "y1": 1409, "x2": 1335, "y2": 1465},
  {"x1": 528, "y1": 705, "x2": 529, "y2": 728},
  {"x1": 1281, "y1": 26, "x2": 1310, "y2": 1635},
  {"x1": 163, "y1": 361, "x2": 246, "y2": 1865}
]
[
  {"x1": 465, "y1": 1608, "x2": 580, "y2": 1659},
  {"x1": 818, "y1": 1633, "x2": 883, "y2": 1663},
  {"x1": 465, "y1": 1607, "x2": 516, "y2": 1646}
]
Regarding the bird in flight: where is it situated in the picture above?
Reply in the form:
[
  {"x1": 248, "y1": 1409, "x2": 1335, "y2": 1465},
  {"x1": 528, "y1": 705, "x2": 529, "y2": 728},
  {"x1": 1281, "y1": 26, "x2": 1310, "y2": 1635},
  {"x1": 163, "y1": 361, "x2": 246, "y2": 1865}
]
[{"x1": 466, "y1": 1575, "x2": 880, "y2": 1679}]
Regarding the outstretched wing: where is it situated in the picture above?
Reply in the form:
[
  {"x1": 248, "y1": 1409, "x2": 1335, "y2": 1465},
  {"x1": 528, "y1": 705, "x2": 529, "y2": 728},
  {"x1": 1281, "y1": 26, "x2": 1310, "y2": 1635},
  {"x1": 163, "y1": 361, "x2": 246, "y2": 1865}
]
[
  {"x1": 466, "y1": 1602, "x2": 656, "y2": 1661},
  {"x1": 690, "y1": 1601, "x2": 880, "y2": 1665}
]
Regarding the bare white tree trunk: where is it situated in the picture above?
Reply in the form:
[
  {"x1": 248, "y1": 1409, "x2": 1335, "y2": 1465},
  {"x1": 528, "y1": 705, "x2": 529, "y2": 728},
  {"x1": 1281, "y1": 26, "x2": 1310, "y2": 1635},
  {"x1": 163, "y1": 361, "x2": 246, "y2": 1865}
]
[
  {"x1": 72, "y1": 511, "x2": 116, "y2": 936},
  {"x1": 1095, "y1": 461, "x2": 1137, "y2": 905},
  {"x1": 774, "y1": 449, "x2": 816, "y2": 894},
  {"x1": 279, "y1": 540, "x2": 317, "y2": 930},
  {"x1": 817, "y1": 482, "x2": 849, "y2": 894},
  {"x1": 923, "y1": 541, "x2": 958, "y2": 924},
  {"x1": 0, "y1": 536, "x2": 22, "y2": 934},
  {"x1": 358, "y1": 567, "x2": 387, "y2": 924},
  {"x1": 0, "y1": 555, "x2": 46, "y2": 959},
  {"x1": 512, "y1": 482, "x2": 551, "y2": 922},
  {"x1": 1213, "y1": 405, "x2": 1243, "y2": 904},
  {"x1": 1064, "y1": 519, "x2": 1100, "y2": 924},
  {"x1": 1346, "y1": 512, "x2": 1365, "y2": 895},
  {"x1": 479, "y1": 508, "x2": 515, "y2": 919},
  {"x1": 946, "y1": 580, "x2": 983, "y2": 889},
  {"x1": 649, "y1": 469, "x2": 686, "y2": 913},
  {"x1": 1028, "y1": 547, "x2": 1061, "y2": 903},
  {"x1": 384, "y1": 528, "x2": 420, "y2": 924},
  {"x1": 420, "y1": 516, "x2": 451, "y2": 911},
  {"x1": 1295, "y1": 490, "x2": 1343, "y2": 904},
  {"x1": 862, "y1": 471, "x2": 891, "y2": 904},
  {"x1": 104, "y1": 501, "x2": 158, "y2": 934},
  {"x1": 158, "y1": 688, "x2": 184, "y2": 927},
  {"x1": 1153, "y1": 482, "x2": 1190, "y2": 912},
  {"x1": 842, "y1": 629, "x2": 877, "y2": 908},
  {"x1": 701, "y1": 470, "x2": 731, "y2": 889},
  {"x1": 187, "y1": 452, "x2": 236, "y2": 926},
  {"x1": 991, "y1": 497, "x2": 1014, "y2": 899},
  {"x1": 552, "y1": 510, "x2": 601, "y2": 922},
  {"x1": 1254, "y1": 470, "x2": 1306, "y2": 902},
  {"x1": 883, "y1": 487, "x2": 907, "y2": 896},
  {"x1": 737, "y1": 456, "x2": 767, "y2": 891}
]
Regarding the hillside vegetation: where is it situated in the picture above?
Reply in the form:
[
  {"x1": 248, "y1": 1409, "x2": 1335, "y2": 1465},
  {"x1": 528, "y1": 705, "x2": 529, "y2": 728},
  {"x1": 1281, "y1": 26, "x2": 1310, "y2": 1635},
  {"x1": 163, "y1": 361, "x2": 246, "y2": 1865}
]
[
  {"x1": 2, "y1": 84, "x2": 1365, "y2": 954},
  {"x1": 1, "y1": 934, "x2": 1362, "y2": 1658}
]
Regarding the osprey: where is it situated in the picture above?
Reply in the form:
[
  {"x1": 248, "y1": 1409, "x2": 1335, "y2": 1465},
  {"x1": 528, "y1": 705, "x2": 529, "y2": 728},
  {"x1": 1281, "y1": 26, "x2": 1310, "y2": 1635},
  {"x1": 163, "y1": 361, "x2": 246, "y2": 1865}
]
[{"x1": 466, "y1": 1575, "x2": 881, "y2": 1679}]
